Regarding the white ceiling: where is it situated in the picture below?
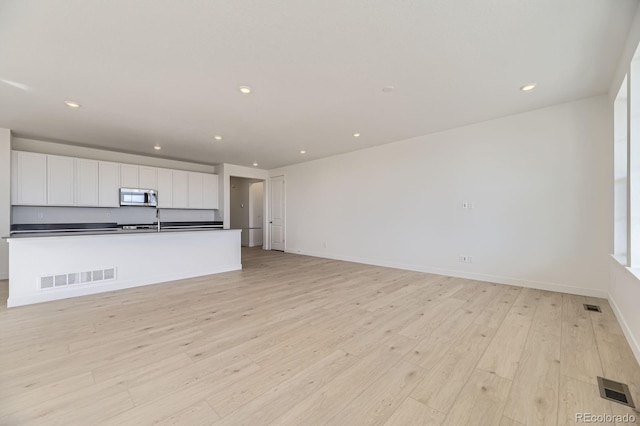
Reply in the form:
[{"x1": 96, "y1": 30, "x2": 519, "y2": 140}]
[{"x1": 0, "y1": 0, "x2": 637, "y2": 169}]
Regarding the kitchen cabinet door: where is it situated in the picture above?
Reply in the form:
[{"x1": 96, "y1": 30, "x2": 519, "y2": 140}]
[
  {"x1": 203, "y1": 174, "x2": 219, "y2": 209},
  {"x1": 172, "y1": 170, "x2": 188, "y2": 208},
  {"x1": 47, "y1": 155, "x2": 75, "y2": 206},
  {"x1": 12, "y1": 151, "x2": 47, "y2": 205},
  {"x1": 99, "y1": 161, "x2": 120, "y2": 207},
  {"x1": 120, "y1": 164, "x2": 139, "y2": 188},
  {"x1": 188, "y1": 172, "x2": 204, "y2": 209},
  {"x1": 156, "y1": 168, "x2": 173, "y2": 208},
  {"x1": 139, "y1": 166, "x2": 157, "y2": 190},
  {"x1": 76, "y1": 158, "x2": 99, "y2": 206}
]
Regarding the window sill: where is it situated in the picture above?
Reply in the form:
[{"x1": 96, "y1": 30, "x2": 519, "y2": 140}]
[{"x1": 611, "y1": 254, "x2": 640, "y2": 281}]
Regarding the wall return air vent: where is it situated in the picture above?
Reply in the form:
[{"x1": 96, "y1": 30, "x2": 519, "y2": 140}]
[{"x1": 40, "y1": 268, "x2": 116, "y2": 289}]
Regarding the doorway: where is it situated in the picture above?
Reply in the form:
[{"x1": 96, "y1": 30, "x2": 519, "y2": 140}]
[{"x1": 230, "y1": 177, "x2": 265, "y2": 247}]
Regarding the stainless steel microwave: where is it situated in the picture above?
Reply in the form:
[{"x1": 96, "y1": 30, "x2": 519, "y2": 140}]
[{"x1": 119, "y1": 188, "x2": 158, "y2": 207}]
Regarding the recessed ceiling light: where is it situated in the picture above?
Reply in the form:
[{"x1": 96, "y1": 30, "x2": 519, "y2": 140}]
[
  {"x1": 239, "y1": 86, "x2": 252, "y2": 94},
  {"x1": 353, "y1": 133, "x2": 361, "y2": 138},
  {"x1": 300, "y1": 150, "x2": 306, "y2": 154},
  {"x1": 520, "y1": 83, "x2": 536, "y2": 92},
  {"x1": 65, "y1": 100, "x2": 81, "y2": 108},
  {"x1": 252, "y1": 162, "x2": 258, "y2": 167},
  {"x1": 153, "y1": 144, "x2": 162, "y2": 150},
  {"x1": 214, "y1": 135, "x2": 222, "y2": 141},
  {"x1": 382, "y1": 86, "x2": 395, "y2": 93}
]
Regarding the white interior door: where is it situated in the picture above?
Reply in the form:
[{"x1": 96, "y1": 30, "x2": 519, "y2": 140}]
[{"x1": 270, "y1": 175, "x2": 285, "y2": 251}]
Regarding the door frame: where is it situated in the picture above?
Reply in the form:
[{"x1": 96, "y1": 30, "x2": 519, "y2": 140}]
[
  {"x1": 219, "y1": 164, "x2": 270, "y2": 249},
  {"x1": 269, "y1": 175, "x2": 285, "y2": 251}
]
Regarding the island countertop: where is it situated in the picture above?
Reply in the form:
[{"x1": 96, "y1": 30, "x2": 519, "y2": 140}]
[
  {"x1": 7, "y1": 228, "x2": 242, "y2": 307},
  {"x1": 5, "y1": 227, "x2": 231, "y2": 239}
]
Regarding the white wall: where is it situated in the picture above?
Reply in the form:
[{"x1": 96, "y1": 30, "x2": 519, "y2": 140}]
[
  {"x1": 609, "y1": 11, "x2": 640, "y2": 365},
  {"x1": 250, "y1": 182, "x2": 264, "y2": 247},
  {"x1": 610, "y1": 260, "x2": 640, "y2": 364},
  {"x1": 270, "y1": 96, "x2": 612, "y2": 297},
  {"x1": 0, "y1": 128, "x2": 10, "y2": 279},
  {"x1": 230, "y1": 177, "x2": 252, "y2": 246},
  {"x1": 610, "y1": 5, "x2": 640, "y2": 98}
]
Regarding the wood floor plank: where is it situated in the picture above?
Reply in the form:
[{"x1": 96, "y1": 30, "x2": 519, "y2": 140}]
[
  {"x1": 383, "y1": 398, "x2": 446, "y2": 426},
  {"x1": 270, "y1": 334, "x2": 415, "y2": 425},
  {"x1": 557, "y1": 375, "x2": 614, "y2": 426},
  {"x1": 560, "y1": 294, "x2": 603, "y2": 385},
  {"x1": 1, "y1": 249, "x2": 639, "y2": 425},
  {"x1": 500, "y1": 416, "x2": 527, "y2": 425},
  {"x1": 325, "y1": 361, "x2": 427, "y2": 425},
  {"x1": 502, "y1": 291, "x2": 562, "y2": 425},
  {"x1": 476, "y1": 288, "x2": 541, "y2": 380},
  {"x1": 592, "y1": 330, "x2": 640, "y2": 422},
  {"x1": 1, "y1": 371, "x2": 95, "y2": 417},
  {"x1": 411, "y1": 323, "x2": 496, "y2": 413},
  {"x1": 443, "y1": 369, "x2": 512, "y2": 425},
  {"x1": 0, "y1": 382, "x2": 134, "y2": 426},
  {"x1": 155, "y1": 400, "x2": 220, "y2": 425},
  {"x1": 212, "y1": 350, "x2": 356, "y2": 426}
]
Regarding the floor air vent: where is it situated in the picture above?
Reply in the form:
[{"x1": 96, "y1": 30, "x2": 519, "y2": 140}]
[
  {"x1": 40, "y1": 268, "x2": 117, "y2": 290},
  {"x1": 597, "y1": 376, "x2": 635, "y2": 408},
  {"x1": 583, "y1": 304, "x2": 602, "y2": 313}
]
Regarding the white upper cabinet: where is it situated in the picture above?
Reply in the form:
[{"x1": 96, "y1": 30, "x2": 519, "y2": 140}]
[
  {"x1": 120, "y1": 164, "x2": 139, "y2": 188},
  {"x1": 10, "y1": 150, "x2": 219, "y2": 209},
  {"x1": 188, "y1": 172, "x2": 218, "y2": 209},
  {"x1": 76, "y1": 159, "x2": 99, "y2": 206},
  {"x1": 156, "y1": 168, "x2": 173, "y2": 208},
  {"x1": 11, "y1": 151, "x2": 47, "y2": 205},
  {"x1": 172, "y1": 170, "x2": 189, "y2": 208},
  {"x1": 188, "y1": 172, "x2": 204, "y2": 209},
  {"x1": 203, "y1": 174, "x2": 219, "y2": 209},
  {"x1": 139, "y1": 166, "x2": 157, "y2": 190},
  {"x1": 98, "y1": 161, "x2": 120, "y2": 207},
  {"x1": 47, "y1": 155, "x2": 76, "y2": 206}
]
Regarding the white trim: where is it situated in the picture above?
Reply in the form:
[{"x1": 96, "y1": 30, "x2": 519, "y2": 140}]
[
  {"x1": 608, "y1": 294, "x2": 640, "y2": 366},
  {"x1": 7, "y1": 263, "x2": 242, "y2": 308},
  {"x1": 287, "y1": 249, "x2": 609, "y2": 298}
]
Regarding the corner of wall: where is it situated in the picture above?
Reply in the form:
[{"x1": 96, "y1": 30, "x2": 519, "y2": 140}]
[{"x1": 0, "y1": 128, "x2": 11, "y2": 279}]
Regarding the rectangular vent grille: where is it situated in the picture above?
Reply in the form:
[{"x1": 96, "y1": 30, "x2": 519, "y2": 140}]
[
  {"x1": 583, "y1": 304, "x2": 602, "y2": 313},
  {"x1": 39, "y1": 267, "x2": 117, "y2": 290},
  {"x1": 597, "y1": 376, "x2": 635, "y2": 408}
]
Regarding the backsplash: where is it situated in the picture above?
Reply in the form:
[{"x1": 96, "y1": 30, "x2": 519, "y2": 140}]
[{"x1": 12, "y1": 206, "x2": 220, "y2": 225}]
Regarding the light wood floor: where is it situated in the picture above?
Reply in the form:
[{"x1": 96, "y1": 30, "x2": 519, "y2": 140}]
[{"x1": 1, "y1": 247, "x2": 639, "y2": 425}]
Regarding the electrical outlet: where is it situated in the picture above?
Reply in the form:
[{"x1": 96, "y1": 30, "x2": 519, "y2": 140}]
[
  {"x1": 468, "y1": 202, "x2": 474, "y2": 209},
  {"x1": 467, "y1": 256, "x2": 473, "y2": 263},
  {"x1": 462, "y1": 202, "x2": 469, "y2": 209},
  {"x1": 459, "y1": 255, "x2": 468, "y2": 263}
]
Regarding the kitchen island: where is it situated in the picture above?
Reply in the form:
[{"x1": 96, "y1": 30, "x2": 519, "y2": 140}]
[{"x1": 6, "y1": 228, "x2": 241, "y2": 307}]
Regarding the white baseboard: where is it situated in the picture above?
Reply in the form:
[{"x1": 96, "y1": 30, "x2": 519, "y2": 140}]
[
  {"x1": 286, "y1": 249, "x2": 608, "y2": 299},
  {"x1": 7, "y1": 263, "x2": 242, "y2": 308},
  {"x1": 608, "y1": 294, "x2": 640, "y2": 366}
]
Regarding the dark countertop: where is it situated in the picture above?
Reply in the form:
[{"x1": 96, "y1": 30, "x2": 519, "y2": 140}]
[
  {"x1": 6, "y1": 221, "x2": 227, "y2": 239},
  {"x1": 5, "y1": 227, "x2": 234, "y2": 239}
]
